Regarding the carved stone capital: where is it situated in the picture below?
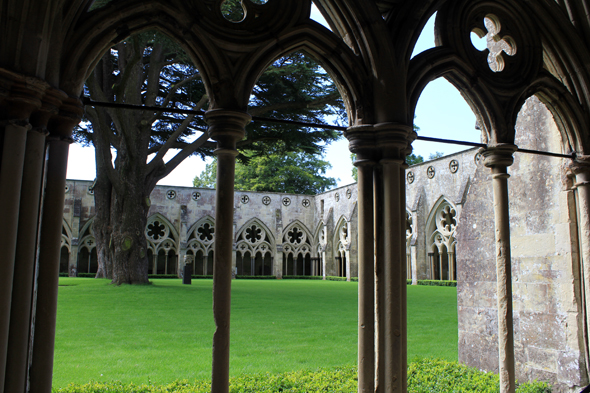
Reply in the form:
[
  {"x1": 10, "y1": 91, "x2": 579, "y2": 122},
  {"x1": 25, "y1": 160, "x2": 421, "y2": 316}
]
[
  {"x1": 47, "y1": 96, "x2": 83, "y2": 140},
  {"x1": 481, "y1": 144, "x2": 518, "y2": 170},
  {"x1": 0, "y1": 67, "x2": 50, "y2": 120},
  {"x1": 205, "y1": 109, "x2": 251, "y2": 153},
  {"x1": 568, "y1": 155, "x2": 590, "y2": 186},
  {"x1": 345, "y1": 122, "x2": 416, "y2": 164}
]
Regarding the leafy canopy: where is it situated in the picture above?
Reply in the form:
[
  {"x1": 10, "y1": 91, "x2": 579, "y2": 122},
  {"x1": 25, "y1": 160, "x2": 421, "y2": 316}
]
[{"x1": 194, "y1": 151, "x2": 337, "y2": 195}]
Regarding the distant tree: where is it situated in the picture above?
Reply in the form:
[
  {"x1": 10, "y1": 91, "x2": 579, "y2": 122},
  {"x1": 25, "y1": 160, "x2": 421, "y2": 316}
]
[
  {"x1": 428, "y1": 151, "x2": 445, "y2": 160},
  {"x1": 77, "y1": 32, "x2": 343, "y2": 284},
  {"x1": 193, "y1": 151, "x2": 337, "y2": 194},
  {"x1": 406, "y1": 153, "x2": 424, "y2": 166}
]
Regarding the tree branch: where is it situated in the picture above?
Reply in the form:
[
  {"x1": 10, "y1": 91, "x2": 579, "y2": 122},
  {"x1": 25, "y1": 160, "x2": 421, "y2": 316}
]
[
  {"x1": 145, "y1": 94, "x2": 208, "y2": 173},
  {"x1": 248, "y1": 91, "x2": 340, "y2": 117}
]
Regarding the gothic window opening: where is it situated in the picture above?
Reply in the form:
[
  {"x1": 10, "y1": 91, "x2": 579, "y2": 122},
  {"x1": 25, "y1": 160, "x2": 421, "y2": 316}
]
[
  {"x1": 235, "y1": 219, "x2": 274, "y2": 276},
  {"x1": 282, "y1": 221, "x2": 313, "y2": 276},
  {"x1": 334, "y1": 218, "x2": 352, "y2": 279},
  {"x1": 78, "y1": 219, "x2": 97, "y2": 274},
  {"x1": 188, "y1": 217, "x2": 216, "y2": 276},
  {"x1": 426, "y1": 199, "x2": 458, "y2": 281},
  {"x1": 146, "y1": 215, "x2": 179, "y2": 276}
]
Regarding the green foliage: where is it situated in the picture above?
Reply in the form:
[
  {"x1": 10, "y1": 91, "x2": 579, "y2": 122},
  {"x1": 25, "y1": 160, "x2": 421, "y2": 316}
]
[
  {"x1": 193, "y1": 152, "x2": 337, "y2": 194},
  {"x1": 407, "y1": 358, "x2": 551, "y2": 393},
  {"x1": 351, "y1": 153, "x2": 358, "y2": 181},
  {"x1": 54, "y1": 360, "x2": 551, "y2": 392},
  {"x1": 234, "y1": 275, "x2": 277, "y2": 279},
  {"x1": 406, "y1": 153, "x2": 424, "y2": 166},
  {"x1": 416, "y1": 280, "x2": 457, "y2": 287},
  {"x1": 428, "y1": 151, "x2": 445, "y2": 160},
  {"x1": 192, "y1": 160, "x2": 217, "y2": 188}
]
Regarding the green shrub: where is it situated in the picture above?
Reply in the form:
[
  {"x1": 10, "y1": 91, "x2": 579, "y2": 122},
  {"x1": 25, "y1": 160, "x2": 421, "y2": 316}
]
[
  {"x1": 407, "y1": 358, "x2": 551, "y2": 393},
  {"x1": 149, "y1": 274, "x2": 179, "y2": 279},
  {"x1": 416, "y1": 279, "x2": 457, "y2": 287},
  {"x1": 282, "y1": 275, "x2": 324, "y2": 280},
  {"x1": 235, "y1": 275, "x2": 276, "y2": 279},
  {"x1": 325, "y1": 276, "x2": 359, "y2": 282},
  {"x1": 53, "y1": 359, "x2": 551, "y2": 393}
]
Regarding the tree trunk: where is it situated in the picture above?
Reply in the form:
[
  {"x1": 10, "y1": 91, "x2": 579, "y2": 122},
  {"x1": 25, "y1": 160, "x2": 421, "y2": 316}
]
[
  {"x1": 109, "y1": 181, "x2": 151, "y2": 285},
  {"x1": 94, "y1": 172, "x2": 113, "y2": 279}
]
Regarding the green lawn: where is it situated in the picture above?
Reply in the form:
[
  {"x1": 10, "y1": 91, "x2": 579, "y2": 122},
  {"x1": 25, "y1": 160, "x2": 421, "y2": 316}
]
[{"x1": 53, "y1": 278, "x2": 457, "y2": 388}]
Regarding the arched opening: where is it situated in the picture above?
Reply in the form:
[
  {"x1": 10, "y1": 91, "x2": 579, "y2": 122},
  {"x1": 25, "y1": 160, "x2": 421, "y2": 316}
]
[{"x1": 59, "y1": 246, "x2": 69, "y2": 274}]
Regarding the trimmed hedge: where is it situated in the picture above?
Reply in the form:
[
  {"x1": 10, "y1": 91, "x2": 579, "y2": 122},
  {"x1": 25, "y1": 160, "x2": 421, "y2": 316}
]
[
  {"x1": 416, "y1": 279, "x2": 457, "y2": 287},
  {"x1": 54, "y1": 359, "x2": 551, "y2": 392},
  {"x1": 408, "y1": 358, "x2": 550, "y2": 393}
]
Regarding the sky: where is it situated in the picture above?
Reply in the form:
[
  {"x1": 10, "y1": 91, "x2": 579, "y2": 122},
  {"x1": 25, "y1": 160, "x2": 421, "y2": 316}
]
[{"x1": 66, "y1": 8, "x2": 482, "y2": 188}]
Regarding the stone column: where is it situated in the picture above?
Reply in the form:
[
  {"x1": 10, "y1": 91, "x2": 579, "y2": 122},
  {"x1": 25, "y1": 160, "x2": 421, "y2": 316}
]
[
  {"x1": 5, "y1": 127, "x2": 47, "y2": 393},
  {"x1": 322, "y1": 250, "x2": 327, "y2": 280},
  {"x1": 354, "y1": 152, "x2": 376, "y2": 393},
  {"x1": 345, "y1": 249, "x2": 351, "y2": 281},
  {"x1": 569, "y1": 157, "x2": 590, "y2": 373},
  {"x1": 275, "y1": 248, "x2": 283, "y2": 278},
  {"x1": 449, "y1": 251, "x2": 455, "y2": 281},
  {"x1": 347, "y1": 123, "x2": 414, "y2": 393},
  {"x1": 205, "y1": 109, "x2": 250, "y2": 393},
  {"x1": 199, "y1": 254, "x2": 205, "y2": 275},
  {"x1": 0, "y1": 122, "x2": 28, "y2": 390},
  {"x1": 29, "y1": 136, "x2": 72, "y2": 393},
  {"x1": 29, "y1": 95, "x2": 81, "y2": 393},
  {"x1": 410, "y1": 245, "x2": 418, "y2": 284},
  {"x1": 482, "y1": 144, "x2": 517, "y2": 393},
  {"x1": 438, "y1": 251, "x2": 443, "y2": 281}
]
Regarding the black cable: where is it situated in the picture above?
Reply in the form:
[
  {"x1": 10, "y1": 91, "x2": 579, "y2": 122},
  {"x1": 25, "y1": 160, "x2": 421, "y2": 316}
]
[{"x1": 82, "y1": 97, "x2": 576, "y2": 160}]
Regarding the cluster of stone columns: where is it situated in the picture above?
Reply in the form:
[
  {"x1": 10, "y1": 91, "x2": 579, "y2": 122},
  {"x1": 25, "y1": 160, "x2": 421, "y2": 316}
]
[
  {"x1": 347, "y1": 123, "x2": 415, "y2": 393},
  {"x1": 0, "y1": 69, "x2": 82, "y2": 393}
]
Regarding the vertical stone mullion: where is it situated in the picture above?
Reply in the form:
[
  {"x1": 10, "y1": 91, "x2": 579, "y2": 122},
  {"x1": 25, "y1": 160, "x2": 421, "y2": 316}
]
[
  {"x1": 206, "y1": 109, "x2": 250, "y2": 393},
  {"x1": 482, "y1": 144, "x2": 517, "y2": 393}
]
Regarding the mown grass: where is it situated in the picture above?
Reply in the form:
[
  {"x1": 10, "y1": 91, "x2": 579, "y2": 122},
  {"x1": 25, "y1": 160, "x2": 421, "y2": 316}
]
[{"x1": 53, "y1": 278, "x2": 457, "y2": 388}]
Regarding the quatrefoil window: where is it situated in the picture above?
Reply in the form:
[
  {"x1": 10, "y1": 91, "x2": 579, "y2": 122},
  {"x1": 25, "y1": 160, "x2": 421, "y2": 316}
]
[
  {"x1": 288, "y1": 227, "x2": 303, "y2": 244},
  {"x1": 147, "y1": 221, "x2": 166, "y2": 241},
  {"x1": 471, "y1": 15, "x2": 517, "y2": 72},
  {"x1": 245, "y1": 225, "x2": 262, "y2": 244},
  {"x1": 198, "y1": 223, "x2": 214, "y2": 242},
  {"x1": 438, "y1": 206, "x2": 457, "y2": 233}
]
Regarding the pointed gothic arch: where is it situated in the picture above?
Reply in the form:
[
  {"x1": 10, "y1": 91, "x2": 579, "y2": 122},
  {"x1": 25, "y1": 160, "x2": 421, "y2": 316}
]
[
  {"x1": 186, "y1": 216, "x2": 216, "y2": 275},
  {"x1": 425, "y1": 197, "x2": 457, "y2": 281},
  {"x1": 145, "y1": 213, "x2": 179, "y2": 275},
  {"x1": 333, "y1": 216, "x2": 352, "y2": 280},
  {"x1": 235, "y1": 218, "x2": 275, "y2": 276},
  {"x1": 281, "y1": 220, "x2": 313, "y2": 276}
]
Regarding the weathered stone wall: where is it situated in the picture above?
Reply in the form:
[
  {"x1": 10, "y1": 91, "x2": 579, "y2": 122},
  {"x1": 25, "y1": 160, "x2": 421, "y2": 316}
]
[{"x1": 456, "y1": 96, "x2": 587, "y2": 391}]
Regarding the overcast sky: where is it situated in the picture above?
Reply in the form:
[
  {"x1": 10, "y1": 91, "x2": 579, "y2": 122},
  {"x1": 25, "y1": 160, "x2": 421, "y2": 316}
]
[{"x1": 66, "y1": 8, "x2": 482, "y2": 188}]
